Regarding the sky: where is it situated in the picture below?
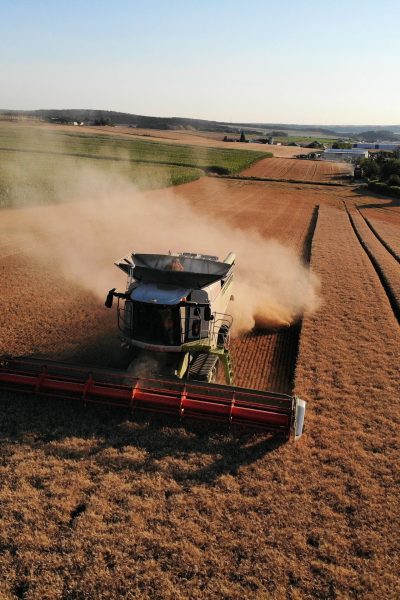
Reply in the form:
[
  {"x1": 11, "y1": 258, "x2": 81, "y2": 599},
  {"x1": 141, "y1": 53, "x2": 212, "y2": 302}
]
[{"x1": 1, "y1": 0, "x2": 399, "y2": 125}]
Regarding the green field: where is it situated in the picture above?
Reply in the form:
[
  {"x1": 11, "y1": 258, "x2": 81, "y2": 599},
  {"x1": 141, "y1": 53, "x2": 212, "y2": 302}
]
[{"x1": 0, "y1": 124, "x2": 267, "y2": 208}]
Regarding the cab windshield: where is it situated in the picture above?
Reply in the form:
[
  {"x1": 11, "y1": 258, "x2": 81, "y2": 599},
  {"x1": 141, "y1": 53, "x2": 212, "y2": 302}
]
[{"x1": 131, "y1": 302, "x2": 181, "y2": 346}]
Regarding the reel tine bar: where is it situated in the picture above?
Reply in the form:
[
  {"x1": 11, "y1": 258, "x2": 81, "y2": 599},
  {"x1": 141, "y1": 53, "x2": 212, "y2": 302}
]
[{"x1": 0, "y1": 357, "x2": 298, "y2": 438}]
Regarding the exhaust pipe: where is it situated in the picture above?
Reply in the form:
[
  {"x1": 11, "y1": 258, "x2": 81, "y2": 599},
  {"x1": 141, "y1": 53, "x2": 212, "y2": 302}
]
[{"x1": 223, "y1": 252, "x2": 236, "y2": 265}]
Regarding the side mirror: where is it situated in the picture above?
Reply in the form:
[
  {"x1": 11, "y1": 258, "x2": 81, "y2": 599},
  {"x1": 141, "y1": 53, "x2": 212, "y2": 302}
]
[
  {"x1": 105, "y1": 288, "x2": 115, "y2": 308},
  {"x1": 204, "y1": 306, "x2": 212, "y2": 321}
]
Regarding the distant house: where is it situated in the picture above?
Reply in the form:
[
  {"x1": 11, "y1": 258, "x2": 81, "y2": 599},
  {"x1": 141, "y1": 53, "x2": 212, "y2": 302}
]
[{"x1": 322, "y1": 148, "x2": 368, "y2": 162}]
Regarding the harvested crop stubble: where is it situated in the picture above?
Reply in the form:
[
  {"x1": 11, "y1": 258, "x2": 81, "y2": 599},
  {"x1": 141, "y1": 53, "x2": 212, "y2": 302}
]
[
  {"x1": 3, "y1": 176, "x2": 400, "y2": 598},
  {"x1": 0, "y1": 176, "x2": 320, "y2": 599},
  {"x1": 346, "y1": 204, "x2": 400, "y2": 318},
  {"x1": 360, "y1": 208, "x2": 400, "y2": 259},
  {"x1": 361, "y1": 202, "x2": 400, "y2": 227},
  {"x1": 364, "y1": 217, "x2": 400, "y2": 258},
  {"x1": 0, "y1": 253, "x2": 117, "y2": 361},
  {"x1": 241, "y1": 157, "x2": 352, "y2": 181},
  {"x1": 232, "y1": 325, "x2": 300, "y2": 393},
  {"x1": 295, "y1": 203, "x2": 400, "y2": 598},
  {"x1": 174, "y1": 178, "x2": 322, "y2": 250}
]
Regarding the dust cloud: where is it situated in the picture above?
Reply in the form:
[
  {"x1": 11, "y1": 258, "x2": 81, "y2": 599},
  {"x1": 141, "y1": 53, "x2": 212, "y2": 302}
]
[{"x1": 4, "y1": 164, "x2": 320, "y2": 334}]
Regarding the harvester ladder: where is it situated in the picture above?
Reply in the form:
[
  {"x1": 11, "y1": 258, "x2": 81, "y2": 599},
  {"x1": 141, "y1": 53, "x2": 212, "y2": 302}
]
[{"x1": 220, "y1": 350, "x2": 234, "y2": 385}]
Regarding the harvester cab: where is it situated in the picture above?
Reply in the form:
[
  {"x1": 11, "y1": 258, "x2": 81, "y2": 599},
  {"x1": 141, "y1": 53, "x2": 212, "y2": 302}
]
[{"x1": 105, "y1": 251, "x2": 236, "y2": 384}]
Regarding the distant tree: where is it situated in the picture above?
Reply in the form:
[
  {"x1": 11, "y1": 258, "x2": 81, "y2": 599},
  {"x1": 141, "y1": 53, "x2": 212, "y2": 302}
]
[
  {"x1": 93, "y1": 117, "x2": 112, "y2": 126},
  {"x1": 307, "y1": 140, "x2": 324, "y2": 149},
  {"x1": 387, "y1": 173, "x2": 400, "y2": 186},
  {"x1": 332, "y1": 142, "x2": 352, "y2": 149},
  {"x1": 381, "y1": 158, "x2": 400, "y2": 179},
  {"x1": 375, "y1": 150, "x2": 395, "y2": 162},
  {"x1": 46, "y1": 116, "x2": 69, "y2": 124},
  {"x1": 271, "y1": 130, "x2": 288, "y2": 137},
  {"x1": 359, "y1": 158, "x2": 381, "y2": 179},
  {"x1": 239, "y1": 130, "x2": 247, "y2": 143},
  {"x1": 358, "y1": 129, "x2": 400, "y2": 142}
]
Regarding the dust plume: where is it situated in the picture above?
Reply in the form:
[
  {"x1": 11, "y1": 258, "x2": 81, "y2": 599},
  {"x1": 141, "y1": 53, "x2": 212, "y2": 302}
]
[
  {"x1": 3, "y1": 164, "x2": 320, "y2": 333},
  {"x1": 125, "y1": 354, "x2": 162, "y2": 379}
]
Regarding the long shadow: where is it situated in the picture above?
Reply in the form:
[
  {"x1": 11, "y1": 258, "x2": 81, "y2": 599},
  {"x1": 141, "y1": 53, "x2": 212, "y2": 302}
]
[
  {"x1": 1, "y1": 313, "x2": 287, "y2": 481},
  {"x1": 0, "y1": 390, "x2": 283, "y2": 485},
  {"x1": 353, "y1": 187, "x2": 400, "y2": 210},
  {"x1": 343, "y1": 202, "x2": 400, "y2": 324},
  {"x1": 45, "y1": 330, "x2": 133, "y2": 370},
  {"x1": 302, "y1": 204, "x2": 319, "y2": 262},
  {"x1": 329, "y1": 174, "x2": 353, "y2": 182},
  {"x1": 1, "y1": 218, "x2": 295, "y2": 481}
]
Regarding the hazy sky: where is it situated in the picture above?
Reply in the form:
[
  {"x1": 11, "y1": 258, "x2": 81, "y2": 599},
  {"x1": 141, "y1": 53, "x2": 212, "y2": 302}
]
[{"x1": 1, "y1": 0, "x2": 399, "y2": 125}]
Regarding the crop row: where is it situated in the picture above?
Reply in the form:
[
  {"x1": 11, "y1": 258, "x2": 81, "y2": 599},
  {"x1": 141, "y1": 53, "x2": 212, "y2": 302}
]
[
  {"x1": 232, "y1": 325, "x2": 299, "y2": 394},
  {"x1": 360, "y1": 209, "x2": 400, "y2": 260},
  {"x1": 346, "y1": 204, "x2": 400, "y2": 320},
  {"x1": 242, "y1": 157, "x2": 352, "y2": 182},
  {"x1": 294, "y1": 203, "x2": 400, "y2": 596}
]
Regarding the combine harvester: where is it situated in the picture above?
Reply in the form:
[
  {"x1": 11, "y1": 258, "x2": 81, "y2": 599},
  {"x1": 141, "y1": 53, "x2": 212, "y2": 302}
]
[{"x1": 0, "y1": 252, "x2": 306, "y2": 440}]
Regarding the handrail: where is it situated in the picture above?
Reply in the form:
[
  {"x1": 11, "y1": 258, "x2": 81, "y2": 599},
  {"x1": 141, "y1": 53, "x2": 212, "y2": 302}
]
[{"x1": 117, "y1": 298, "x2": 233, "y2": 350}]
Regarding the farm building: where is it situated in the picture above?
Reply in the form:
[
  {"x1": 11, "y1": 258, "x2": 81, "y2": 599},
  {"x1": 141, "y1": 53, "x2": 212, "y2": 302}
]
[
  {"x1": 322, "y1": 148, "x2": 368, "y2": 162},
  {"x1": 353, "y1": 142, "x2": 400, "y2": 151}
]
